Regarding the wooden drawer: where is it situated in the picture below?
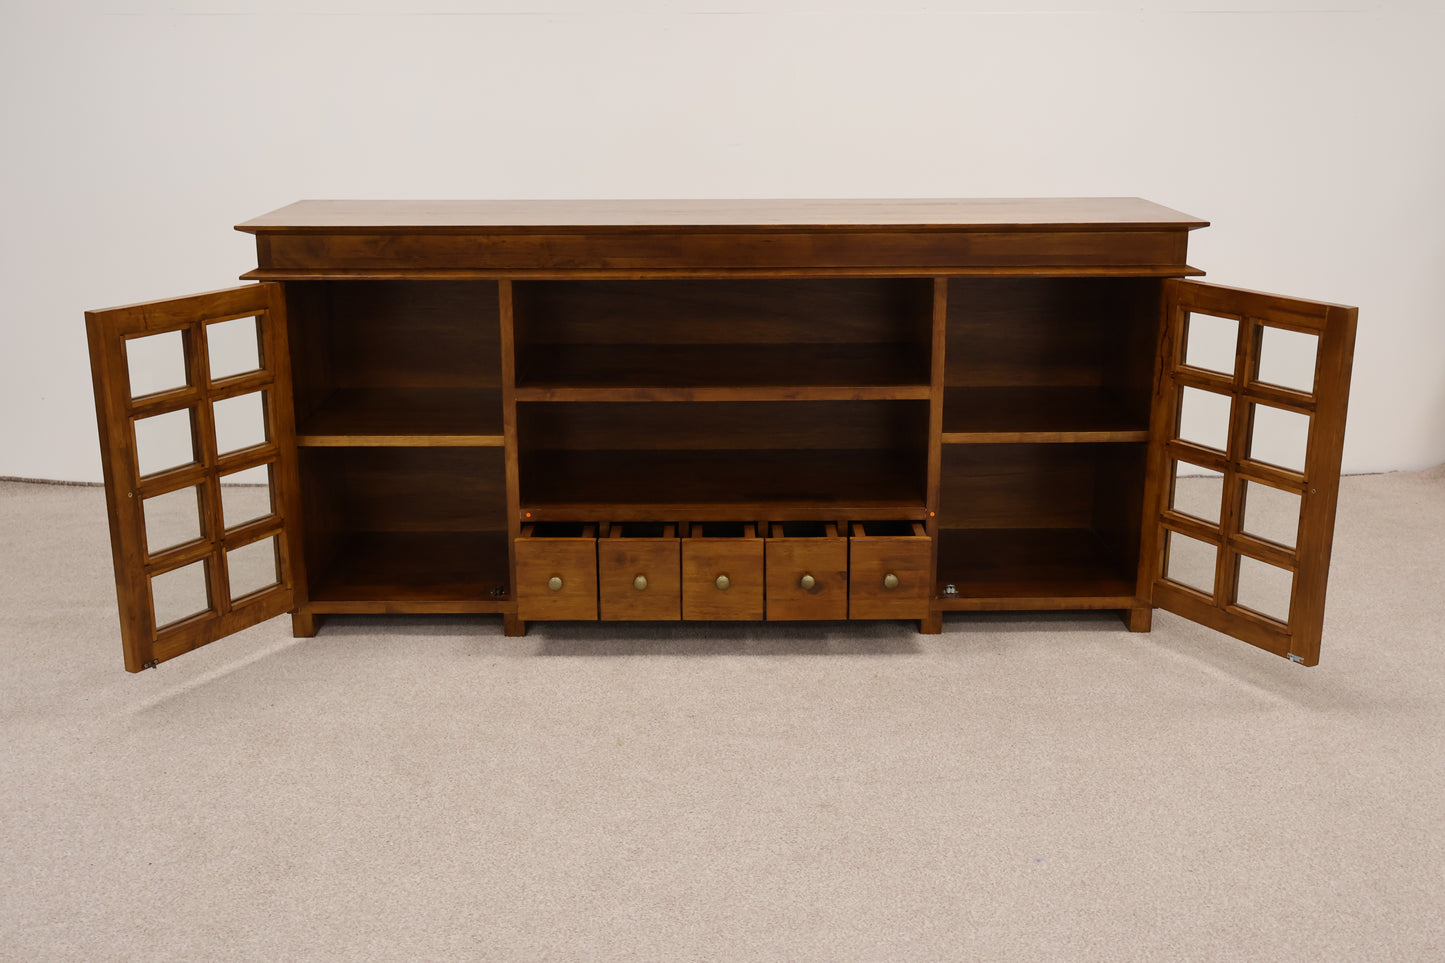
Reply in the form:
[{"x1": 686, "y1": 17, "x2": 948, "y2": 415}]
[
  {"x1": 599, "y1": 523, "x2": 680, "y2": 620},
  {"x1": 682, "y1": 523, "x2": 763, "y2": 620},
  {"x1": 515, "y1": 523, "x2": 598, "y2": 621},
  {"x1": 766, "y1": 522, "x2": 848, "y2": 621},
  {"x1": 849, "y1": 521, "x2": 930, "y2": 619}
]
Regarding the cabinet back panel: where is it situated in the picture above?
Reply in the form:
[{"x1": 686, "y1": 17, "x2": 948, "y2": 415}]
[
  {"x1": 945, "y1": 278, "x2": 1159, "y2": 392},
  {"x1": 939, "y1": 443, "x2": 1145, "y2": 533},
  {"x1": 290, "y1": 281, "x2": 502, "y2": 394},
  {"x1": 514, "y1": 278, "x2": 933, "y2": 346},
  {"x1": 300, "y1": 448, "x2": 506, "y2": 532},
  {"x1": 518, "y1": 401, "x2": 929, "y2": 451}
]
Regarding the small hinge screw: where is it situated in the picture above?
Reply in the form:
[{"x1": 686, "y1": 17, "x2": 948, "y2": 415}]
[{"x1": 943, "y1": 583, "x2": 958, "y2": 597}]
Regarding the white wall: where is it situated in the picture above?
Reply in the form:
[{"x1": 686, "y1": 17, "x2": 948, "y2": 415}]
[{"x1": 3, "y1": 0, "x2": 1442, "y2": 481}]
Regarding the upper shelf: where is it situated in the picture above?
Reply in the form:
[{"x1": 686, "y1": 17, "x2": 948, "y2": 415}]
[
  {"x1": 942, "y1": 387, "x2": 1150, "y2": 444},
  {"x1": 236, "y1": 198, "x2": 1208, "y2": 278},
  {"x1": 515, "y1": 343, "x2": 930, "y2": 402}
]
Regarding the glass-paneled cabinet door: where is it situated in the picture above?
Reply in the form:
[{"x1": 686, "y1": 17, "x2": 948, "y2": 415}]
[
  {"x1": 85, "y1": 284, "x2": 303, "y2": 672},
  {"x1": 1144, "y1": 279, "x2": 1357, "y2": 666}
]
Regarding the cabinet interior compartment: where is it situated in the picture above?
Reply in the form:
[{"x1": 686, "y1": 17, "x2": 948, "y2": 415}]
[
  {"x1": 299, "y1": 447, "x2": 509, "y2": 604},
  {"x1": 512, "y1": 278, "x2": 934, "y2": 397},
  {"x1": 936, "y1": 442, "x2": 1146, "y2": 602},
  {"x1": 517, "y1": 400, "x2": 929, "y2": 518},
  {"x1": 286, "y1": 281, "x2": 504, "y2": 444},
  {"x1": 943, "y1": 278, "x2": 1160, "y2": 440}
]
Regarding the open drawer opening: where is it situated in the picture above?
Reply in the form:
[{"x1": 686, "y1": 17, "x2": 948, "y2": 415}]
[{"x1": 853, "y1": 520, "x2": 926, "y2": 538}]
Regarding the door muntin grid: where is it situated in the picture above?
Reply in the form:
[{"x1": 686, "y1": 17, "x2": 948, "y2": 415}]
[
  {"x1": 119, "y1": 307, "x2": 287, "y2": 643},
  {"x1": 1158, "y1": 301, "x2": 1322, "y2": 635}
]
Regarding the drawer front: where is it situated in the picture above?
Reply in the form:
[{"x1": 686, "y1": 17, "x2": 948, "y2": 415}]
[
  {"x1": 516, "y1": 537, "x2": 598, "y2": 621},
  {"x1": 849, "y1": 526, "x2": 930, "y2": 620},
  {"x1": 683, "y1": 539, "x2": 764, "y2": 620},
  {"x1": 599, "y1": 539, "x2": 680, "y2": 621},
  {"x1": 766, "y1": 537, "x2": 848, "y2": 621}
]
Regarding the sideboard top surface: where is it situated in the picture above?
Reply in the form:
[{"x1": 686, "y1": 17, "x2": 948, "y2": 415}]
[{"x1": 237, "y1": 198, "x2": 1208, "y2": 234}]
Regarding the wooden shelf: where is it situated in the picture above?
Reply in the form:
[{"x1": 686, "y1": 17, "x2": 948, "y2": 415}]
[
  {"x1": 297, "y1": 388, "x2": 504, "y2": 447},
  {"x1": 934, "y1": 528, "x2": 1138, "y2": 609},
  {"x1": 520, "y1": 449, "x2": 926, "y2": 520},
  {"x1": 515, "y1": 343, "x2": 930, "y2": 402},
  {"x1": 308, "y1": 531, "x2": 511, "y2": 613},
  {"x1": 942, "y1": 387, "x2": 1149, "y2": 444}
]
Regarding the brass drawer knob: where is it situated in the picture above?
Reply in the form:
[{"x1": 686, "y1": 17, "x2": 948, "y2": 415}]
[
  {"x1": 633, "y1": 575, "x2": 648, "y2": 591},
  {"x1": 547, "y1": 576, "x2": 563, "y2": 592},
  {"x1": 715, "y1": 574, "x2": 730, "y2": 591},
  {"x1": 883, "y1": 573, "x2": 900, "y2": 590},
  {"x1": 799, "y1": 573, "x2": 816, "y2": 590}
]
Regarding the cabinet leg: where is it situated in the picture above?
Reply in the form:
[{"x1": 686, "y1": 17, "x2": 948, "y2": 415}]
[
  {"x1": 504, "y1": 614, "x2": 527, "y2": 637},
  {"x1": 292, "y1": 610, "x2": 319, "y2": 638},
  {"x1": 1121, "y1": 606, "x2": 1152, "y2": 633},
  {"x1": 919, "y1": 612, "x2": 943, "y2": 634}
]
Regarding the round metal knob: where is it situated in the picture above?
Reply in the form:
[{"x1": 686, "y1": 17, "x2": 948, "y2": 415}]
[
  {"x1": 883, "y1": 573, "x2": 900, "y2": 590},
  {"x1": 715, "y1": 574, "x2": 730, "y2": 591},
  {"x1": 799, "y1": 574, "x2": 816, "y2": 590},
  {"x1": 633, "y1": 575, "x2": 648, "y2": 591},
  {"x1": 547, "y1": 576, "x2": 563, "y2": 592}
]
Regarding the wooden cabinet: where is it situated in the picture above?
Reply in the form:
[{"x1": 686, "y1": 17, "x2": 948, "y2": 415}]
[{"x1": 84, "y1": 198, "x2": 1357, "y2": 671}]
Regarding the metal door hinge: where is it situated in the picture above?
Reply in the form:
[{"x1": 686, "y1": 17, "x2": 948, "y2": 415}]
[
  {"x1": 1288, "y1": 654, "x2": 1305, "y2": 664},
  {"x1": 142, "y1": 659, "x2": 159, "y2": 670}
]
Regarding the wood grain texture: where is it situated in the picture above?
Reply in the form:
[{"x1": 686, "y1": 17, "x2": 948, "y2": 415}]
[
  {"x1": 515, "y1": 524, "x2": 597, "y2": 621},
  {"x1": 682, "y1": 525, "x2": 764, "y2": 620},
  {"x1": 296, "y1": 387, "x2": 504, "y2": 446},
  {"x1": 517, "y1": 401, "x2": 928, "y2": 452},
  {"x1": 934, "y1": 528, "x2": 1137, "y2": 605},
  {"x1": 520, "y1": 449, "x2": 926, "y2": 520},
  {"x1": 245, "y1": 266, "x2": 1206, "y2": 282},
  {"x1": 765, "y1": 523, "x2": 848, "y2": 621},
  {"x1": 1147, "y1": 280, "x2": 1358, "y2": 666},
  {"x1": 515, "y1": 344, "x2": 929, "y2": 402},
  {"x1": 499, "y1": 280, "x2": 525, "y2": 634},
  {"x1": 238, "y1": 198, "x2": 1209, "y2": 232},
  {"x1": 85, "y1": 283, "x2": 297, "y2": 671},
  {"x1": 599, "y1": 526, "x2": 680, "y2": 621},
  {"x1": 848, "y1": 522, "x2": 930, "y2": 620},
  {"x1": 83, "y1": 199, "x2": 1366, "y2": 664},
  {"x1": 256, "y1": 230, "x2": 1191, "y2": 274},
  {"x1": 307, "y1": 532, "x2": 511, "y2": 610}
]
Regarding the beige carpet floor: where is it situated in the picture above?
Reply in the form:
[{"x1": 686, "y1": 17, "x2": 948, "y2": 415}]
[{"x1": 1, "y1": 471, "x2": 1442, "y2": 961}]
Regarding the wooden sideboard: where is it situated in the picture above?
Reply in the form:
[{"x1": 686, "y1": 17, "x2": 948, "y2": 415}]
[{"x1": 84, "y1": 199, "x2": 1357, "y2": 671}]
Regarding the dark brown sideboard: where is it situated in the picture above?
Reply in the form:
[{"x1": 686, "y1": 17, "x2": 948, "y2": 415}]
[{"x1": 84, "y1": 199, "x2": 1357, "y2": 672}]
